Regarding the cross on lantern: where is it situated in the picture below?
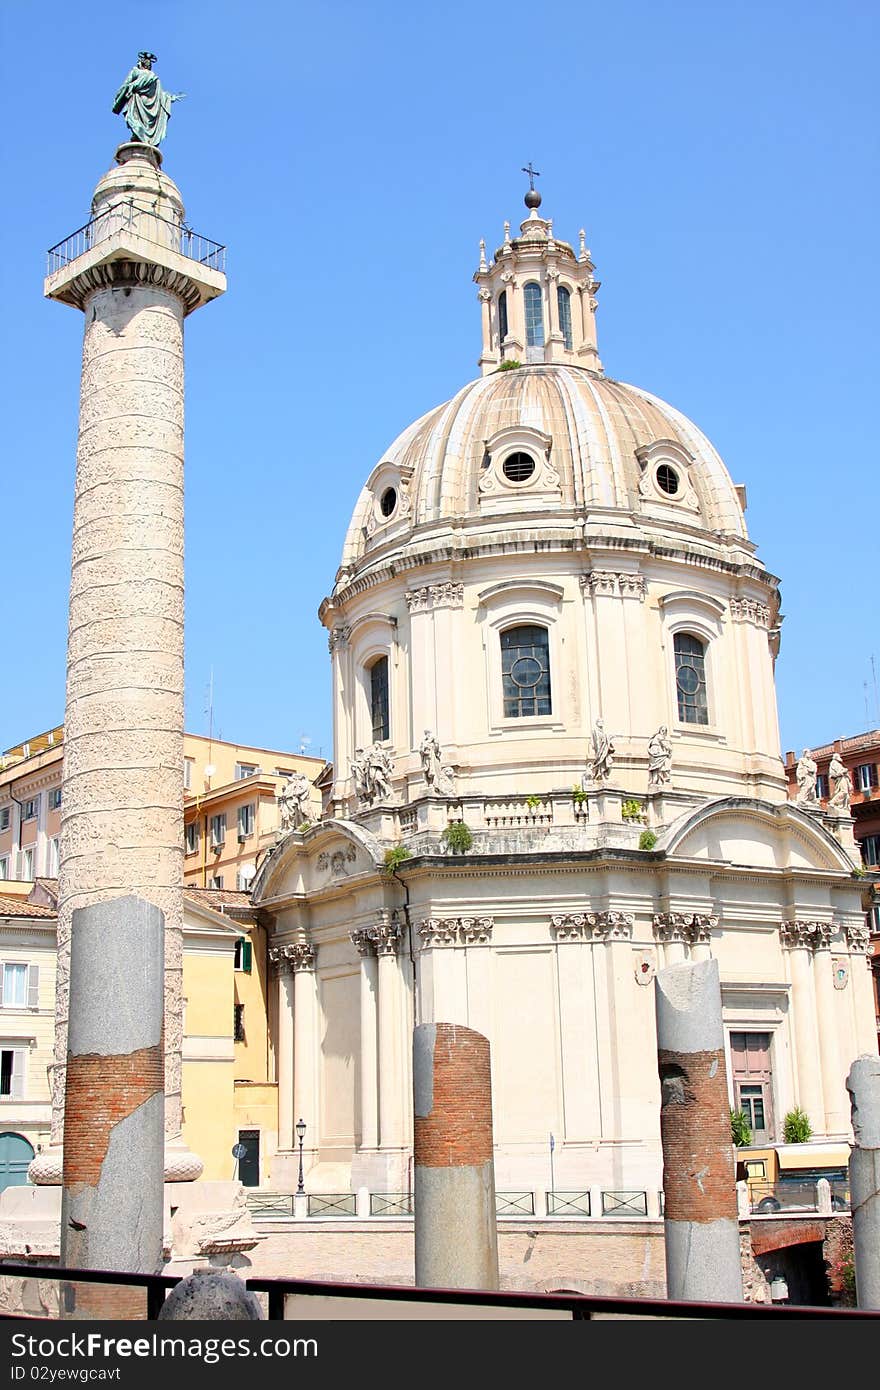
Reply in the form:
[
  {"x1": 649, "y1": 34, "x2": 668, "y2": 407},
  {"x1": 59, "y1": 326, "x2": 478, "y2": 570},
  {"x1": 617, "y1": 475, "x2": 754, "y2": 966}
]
[{"x1": 521, "y1": 162, "x2": 541, "y2": 191}]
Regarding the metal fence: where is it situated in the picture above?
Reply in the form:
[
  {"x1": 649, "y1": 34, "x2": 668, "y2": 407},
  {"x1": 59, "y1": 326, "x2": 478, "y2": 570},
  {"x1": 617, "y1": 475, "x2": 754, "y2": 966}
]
[
  {"x1": 546, "y1": 1190, "x2": 591, "y2": 1217},
  {"x1": 306, "y1": 1193, "x2": 357, "y2": 1217},
  {"x1": 370, "y1": 1192, "x2": 413, "y2": 1216},
  {"x1": 495, "y1": 1190, "x2": 535, "y2": 1216},
  {"x1": 601, "y1": 1189, "x2": 648, "y2": 1217},
  {"x1": 0, "y1": 1262, "x2": 875, "y2": 1322},
  {"x1": 47, "y1": 201, "x2": 226, "y2": 276}
]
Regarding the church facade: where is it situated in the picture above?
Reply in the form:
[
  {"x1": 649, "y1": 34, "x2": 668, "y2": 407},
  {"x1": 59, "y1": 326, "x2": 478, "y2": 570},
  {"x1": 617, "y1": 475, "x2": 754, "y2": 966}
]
[{"x1": 251, "y1": 190, "x2": 874, "y2": 1213}]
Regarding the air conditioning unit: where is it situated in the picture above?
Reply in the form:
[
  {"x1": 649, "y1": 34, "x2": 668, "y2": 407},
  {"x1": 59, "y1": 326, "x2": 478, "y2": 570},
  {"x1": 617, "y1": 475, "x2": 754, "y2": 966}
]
[{"x1": 237, "y1": 833, "x2": 246, "y2": 844}]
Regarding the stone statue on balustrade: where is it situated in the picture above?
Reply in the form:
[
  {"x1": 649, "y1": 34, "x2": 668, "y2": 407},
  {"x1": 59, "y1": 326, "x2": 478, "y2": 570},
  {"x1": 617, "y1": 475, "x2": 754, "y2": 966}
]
[
  {"x1": 586, "y1": 718, "x2": 615, "y2": 785},
  {"x1": 113, "y1": 53, "x2": 185, "y2": 147},
  {"x1": 352, "y1": 744, "x2": 395, "y2": 806},
  {"x1": 827, "y1": 752, "x2": 852, "y2": 813},
  {"x1": 419, "y1": 730, "x2": 455, "y2": 794},
  {"x1": 647, "y1": 725, "x2": 672, "y2": 789},
  {"x1": 278, "y1": 772, "x2": 312, "y2": 832},
  {"x1": 795, "y1": 748, "x2": 819, "y2": 807}
]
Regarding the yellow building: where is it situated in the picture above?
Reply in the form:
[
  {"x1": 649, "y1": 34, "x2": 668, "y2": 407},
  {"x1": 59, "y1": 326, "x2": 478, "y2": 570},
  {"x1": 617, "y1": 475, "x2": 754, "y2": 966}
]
[{"x1": 0, "y1": 727, "x2": 326, "y2": 895}]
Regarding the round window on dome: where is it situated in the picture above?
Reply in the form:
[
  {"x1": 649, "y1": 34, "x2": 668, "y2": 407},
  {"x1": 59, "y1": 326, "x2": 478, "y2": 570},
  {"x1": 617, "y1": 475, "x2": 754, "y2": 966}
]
[
  {"x1": 656, "y1": 464, "x2": 680, "y2": 496},
  {"x1": 379, "y1": 486, "x2": 398, "y2": 517},
  {"x1": 502, "y1": 452, "x2": 536, "y2": 484}
]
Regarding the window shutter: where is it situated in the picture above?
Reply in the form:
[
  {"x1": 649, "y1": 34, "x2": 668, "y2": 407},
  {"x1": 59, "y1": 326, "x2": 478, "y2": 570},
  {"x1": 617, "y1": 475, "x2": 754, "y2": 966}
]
[
  {"x1": 242, "y1": 940, "x2": 253, "y2": 974},
  {"x1": 872, "y1": 765, "x2": 879, "y2": 789},
  {"x1": 0, "y1": 964, "x2": 4, "y2": 1008},
  {"x1": 28, "y1": 964, "x2": 39, "y2": 1009},
  {"x1": 11, "y1": 1049, "x2": 25, "y2": 1100}
]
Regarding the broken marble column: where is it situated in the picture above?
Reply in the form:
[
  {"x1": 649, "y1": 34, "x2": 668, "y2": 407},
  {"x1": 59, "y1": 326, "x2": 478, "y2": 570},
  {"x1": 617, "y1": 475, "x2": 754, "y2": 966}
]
[
  {"x1": 655, "y1": 958, "x2": 743, "y2": 1302},
  {"x1": 847, "y1": 1055, "x2": 880, "y2": 1309},
  {"x1": 413, "y1": 1022, "x2": 499, "y2": 1289}
]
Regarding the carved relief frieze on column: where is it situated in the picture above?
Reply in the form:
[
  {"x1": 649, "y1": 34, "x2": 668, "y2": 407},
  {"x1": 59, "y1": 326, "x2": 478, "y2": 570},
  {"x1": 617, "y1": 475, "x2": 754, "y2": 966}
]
[
  {"x1": 653, "y1": 912, "x2": 691, "y2": 946},
  {"x1": 617, "y1": 574, "x2": 647, "y2": 601},
  {"x1": 268, "y1": 944, "x2": 294, "y2": 976},
  {"x1": 728, "y1": 598, "x2": 771, "y2": 627},
  {"x1": 580, "y1": 571, "x2": 618, "y2": 597},
  {"x1": 844, "y1": 922, "x2": 869, "y2": 954},
  {"x1": 780, "y1": 920, "x2": 827, "y2": 951},
  {"x1": 350, "y1": 929, "x2": 377, "y2": 957},
  {"x1": 327, "y1": 625, "x2": 351, "y2": 654},
  {"x1": 578, "y1": 572, "x2": 646, "y2": 600},
  {"x1": 688, "y1": 914, "x2": 718, "y2": 946},
  {"x1": 590, "y1": 910, "x2": 634, "y2": 941},
  {"x1": 405, "y1": 583, "x2": 464, "y2": 612},
  {"x1": 405, "y1": 588, "x2": 431, "y2": 613}
]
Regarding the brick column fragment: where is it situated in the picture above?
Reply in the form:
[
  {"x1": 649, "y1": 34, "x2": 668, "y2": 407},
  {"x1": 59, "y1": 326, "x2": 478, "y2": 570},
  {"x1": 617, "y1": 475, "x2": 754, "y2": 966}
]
[
  {"x1": 655, "y1": 958, "x2": 743, "y2": 1302},
  {"x1": 413, "y1": 1023, "x2": 499, "y2": 1290},
  {"x1": 61, "y1": 896, "x2": 164, "y2": 1316},
  {"x1": 847, "y1": 1055, "x2": 880, "y2": 1309}
]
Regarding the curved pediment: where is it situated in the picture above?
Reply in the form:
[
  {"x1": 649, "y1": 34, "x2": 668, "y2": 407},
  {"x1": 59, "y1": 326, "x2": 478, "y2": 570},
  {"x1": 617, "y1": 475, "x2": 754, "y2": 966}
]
[
  {"x1": 250, "y1": 819, "x2": 385, "y2": 903},
  {"x1": 662, "y1": 797, "x2": 856, "y2": 873}
]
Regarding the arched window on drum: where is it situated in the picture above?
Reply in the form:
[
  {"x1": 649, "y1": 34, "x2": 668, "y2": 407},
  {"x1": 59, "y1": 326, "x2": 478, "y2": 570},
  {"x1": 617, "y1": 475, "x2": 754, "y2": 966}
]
[
  {"x1": 523, "y1": 282, "x2": 545, "y2": 348},
  {"x1": 500, "y1": 625, "x2": 551, "y2": 717},
  {"x1": 557, "y1": 285, "x2": 573, "y2": 350},
  {"x1": 673, "y1": 633, "x2": 708, "y2": 725}
]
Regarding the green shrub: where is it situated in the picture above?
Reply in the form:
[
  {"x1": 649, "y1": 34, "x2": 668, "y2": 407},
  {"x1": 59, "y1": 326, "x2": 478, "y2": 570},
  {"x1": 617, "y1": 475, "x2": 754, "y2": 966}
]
[
  {"x1": 621, "y1": 798, "x2": 643, "y2": 821},
  {"x1": 441, "y1": 820, "x2": 473, "y2": 854},
  {"x1": 382, "y1": 845, "x2": 412, "y2": 876},
  {"x1": 638, "y1": 830, "x2": 658, "y2": 851},
  {"x1": 730, "y1": 1109, "x2": 752, "y2": 1147},
  {"x1": 782, "y1": 1106, "x2": 813, "y2": 1143},
  {"x1": 497, "y1": 358, "x2": 521, "y2": 371},
  {"x1": 525, "y1": 795, "x2": 541, "y2": 810},
  {"x1": 572, "y1": 784, "x2": 587, "y2": 805}
]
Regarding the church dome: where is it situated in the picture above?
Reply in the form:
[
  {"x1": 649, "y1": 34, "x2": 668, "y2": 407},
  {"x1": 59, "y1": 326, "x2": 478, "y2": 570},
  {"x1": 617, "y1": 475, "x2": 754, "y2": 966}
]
[{"x1": 337, "y1": 364, "x2": 749, "y2": 583}]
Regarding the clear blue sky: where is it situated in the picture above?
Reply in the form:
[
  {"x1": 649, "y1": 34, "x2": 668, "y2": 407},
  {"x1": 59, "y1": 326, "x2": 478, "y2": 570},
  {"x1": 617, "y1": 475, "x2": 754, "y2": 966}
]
[{"x1": 1, "y1": 1, "x2": 877, "y2": 761}]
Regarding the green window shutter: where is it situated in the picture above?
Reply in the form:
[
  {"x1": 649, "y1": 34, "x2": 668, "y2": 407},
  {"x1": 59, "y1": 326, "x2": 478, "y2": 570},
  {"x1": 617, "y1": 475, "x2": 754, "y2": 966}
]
[{"x1": 242, "y1": 940, "x2": 253, "y2": 973}]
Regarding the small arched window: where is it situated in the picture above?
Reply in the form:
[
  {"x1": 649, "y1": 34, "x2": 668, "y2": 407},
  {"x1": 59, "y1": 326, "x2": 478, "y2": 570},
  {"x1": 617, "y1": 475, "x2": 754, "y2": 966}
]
[
  {"x1": 498, "y1": 290, "x2": 508, "y2": 344},
  {"x1": 557, "y1": 286, "x2": 573, "y2": 350},
  {"x1": 673, "y1": 633, "x2": 708, "y2": 725},
  {"x1": 501, "y1": 625, "x2": 551, "y2": 717},
  {"x1": 370, "y1": 656, "x2": 390, "y2": 742},
  {"x1": 524, "y1": 282, "x2": 544, "y2": 348}
]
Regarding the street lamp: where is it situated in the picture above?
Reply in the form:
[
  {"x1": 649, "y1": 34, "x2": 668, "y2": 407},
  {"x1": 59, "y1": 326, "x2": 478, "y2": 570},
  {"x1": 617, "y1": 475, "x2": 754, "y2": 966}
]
[{"x1": 296, "y1": 1117, "x2": 307, "y2": 1195}]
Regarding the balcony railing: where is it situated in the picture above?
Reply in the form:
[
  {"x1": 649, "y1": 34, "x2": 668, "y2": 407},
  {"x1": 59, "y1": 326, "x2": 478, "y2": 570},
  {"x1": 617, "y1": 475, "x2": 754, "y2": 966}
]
[{"x1": 47, "y1": 201, "x2": 226, "y2": 276}]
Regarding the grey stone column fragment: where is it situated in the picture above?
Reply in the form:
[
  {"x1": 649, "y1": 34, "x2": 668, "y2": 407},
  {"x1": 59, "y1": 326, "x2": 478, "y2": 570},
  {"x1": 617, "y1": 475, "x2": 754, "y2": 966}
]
[
  {"x1": 655, "y1": 958, "x2": 743, "y2": 1302},
  {"x1": 413, "y1": 1022, "x2": 499, "y2": 1290},
  {"x1": 61, "y1": 896, "x2": 165, "y2": 1277},
  {"x1": 847, "y1": 1055, "x2": 880, "y2": 1309},
  {"x1": 159, "y1": 1271, "x2": 263, "y2": 1320}
]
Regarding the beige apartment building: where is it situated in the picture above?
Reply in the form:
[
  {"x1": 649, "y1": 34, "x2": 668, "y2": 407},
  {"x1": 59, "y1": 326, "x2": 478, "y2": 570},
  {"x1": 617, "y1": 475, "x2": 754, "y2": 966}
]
[{"x1": 0, "y1": 727, "x2": 326, "y2": 896}]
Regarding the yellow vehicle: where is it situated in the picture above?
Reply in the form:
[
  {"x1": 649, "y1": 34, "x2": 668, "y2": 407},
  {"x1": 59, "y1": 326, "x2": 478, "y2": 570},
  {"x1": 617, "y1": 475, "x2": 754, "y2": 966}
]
[{"x1": 735, "y1": 1142, "x2": 851, "y2": 1213}]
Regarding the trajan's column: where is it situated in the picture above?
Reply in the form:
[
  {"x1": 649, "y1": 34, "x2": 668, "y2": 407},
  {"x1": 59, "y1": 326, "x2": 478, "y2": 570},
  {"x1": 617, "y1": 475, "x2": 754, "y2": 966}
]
[{"x1": 29, "y1": 57, "x2": 226, "y2": 1232}]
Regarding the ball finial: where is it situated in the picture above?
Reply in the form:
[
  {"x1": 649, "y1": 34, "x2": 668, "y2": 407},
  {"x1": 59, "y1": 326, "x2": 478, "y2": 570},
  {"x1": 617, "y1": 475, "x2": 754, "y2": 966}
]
[{"x1": 524, "y1": 187, "x2": 542, "y2": 210}]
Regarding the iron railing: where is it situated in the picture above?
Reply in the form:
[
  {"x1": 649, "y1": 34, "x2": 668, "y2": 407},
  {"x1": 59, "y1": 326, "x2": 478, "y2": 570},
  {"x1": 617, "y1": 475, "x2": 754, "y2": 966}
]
[
  {"x1": 747, "y1": 1180, "x2": 850, "y2": 1215},
  {"x1": 546, "y1": 1190, "x2": 591, "y2": 1217},
  {"x1": 370, "y1": 1192, "x2": 413, "y2": 1216},
  {"x1": 306, "y1": 1193, "x2": 357, "y2": 1217},
  {"x1": 0, "y1": 1262, "x2": 876, "y2": 1321},
  {"x1": 495, "y1": 1190, "x2": 535, "y2": 1216},
  {"x1": 47, "y1": 201, "x2": 226, "y2": 276},
  {"x1": 246, "y1": 1192, "x2": 295, "y2": 1219},
  {"x1": 601, "y1": 1189, "x2": 648, "y2": 1217}
]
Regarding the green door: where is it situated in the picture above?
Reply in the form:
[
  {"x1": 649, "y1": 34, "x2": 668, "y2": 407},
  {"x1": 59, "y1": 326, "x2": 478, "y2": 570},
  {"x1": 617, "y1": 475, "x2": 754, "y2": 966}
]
[{"x1": 0, "y1": 1132, "x2": 34, "y2": 1193}]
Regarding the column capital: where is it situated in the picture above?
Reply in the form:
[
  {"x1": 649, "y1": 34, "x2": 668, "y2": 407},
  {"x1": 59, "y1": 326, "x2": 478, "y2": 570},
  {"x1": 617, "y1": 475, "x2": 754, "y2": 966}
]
[
  {"x1": 845, "y1": 922, "x2": 870, "y2": 954},
  {"x1": 590, "y1": 910, "x2": 634, "y2": 941},
  {"x1": 550, "y1": 912, "x2": 591, "y2": 941},
  {"x1": 350, "y1": 929, "x2": 377, "y2": 957},
  {"x1": 372, "y1": 912, "x2": 402, "y2": 956},
  {"x1": 781, "y1": 919, "x2": 829, "y2": 951},
  {"x1": 419, "y1": 918, "x2": 459, "y2": 947},
  {"x1": 653, "y1": 911, "x2": 717, "y2": 944},
  {"x1": 459, "y1": 916, "x2": 493, "y2": 945}
]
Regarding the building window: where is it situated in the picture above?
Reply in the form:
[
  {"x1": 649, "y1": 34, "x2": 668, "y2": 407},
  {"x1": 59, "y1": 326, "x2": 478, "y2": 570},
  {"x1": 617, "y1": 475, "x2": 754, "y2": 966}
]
[
  {"x1": 370, "y1": 656, "x2": 390, "y2": 743},
  {"x1": 524, "y1": 282, "x2": 544, "y2": 348},
  {"x1": 502, "y1": 451, "x2": 536, "y2": 483},
  {"x1": 656, "y1": 464, "x2": 680, "y2": 496},
  {"x1": 210, "y1": 874, "x2": 224, "y2": 890},
  {"x1": 0, "y1": 858, "x2": 8, "y2": 881},
  {"x1": 235, "y1": 763, "x2": 258, "y2": 781},
  {"x1": 0, "y1": 808, "x2": 9, "y2": 832},
  {"x1": 0, "y1": 1048, "x2": 26, "y2": 1099},
  {"x1": 22, "y1": 798, "x2": 39, "y2": 822},
  {"x1": 234, "y1": 1003, "x2": 245, "y2": 1042},
  {"x1": 183, "y1": 758, "x2": 194, "y2": 791},
  {"x1": 21, "y1": 848, "x2": 34, "y2": 881},
  {"x1": 184, "y1": 823, "x2": 199, "y2": 856},
  {"x1": 815, "y1": 774, "x2": 829, "y2": 801},
  {"x1": 210, "y1": 813, "x2": 226, "y2": 848},
  {"x1": 49, "y1": 789, "x2": 62, "y2": 811},
  {"x1": 498, "y1": 290, "x2": 508, "y2": 343},
  {"x1": 673, "y1": 633, "x2": 709, "y2": 725},
  {"x1": 238, "y1": 803, "x2": 255, "y2": 839},
  {"x1": 730, "y1": 1031, "x2": 773, "y2": 1141},
  {"x1": 48, "y1": 837, "x2": 60, "y2": 877},
  {"x1": 861, "y1": 835, "x2": 880, "y2": 868},
  {"x1": 275, "y1": 768, "x2": 293, "y2": 780},
  {"x1": 501, "y1": 625, "x2": 552, "y2": 718},
  {"x1": 557, "y1": 285, "x2": 573, "y2": 350},
  {"x1": 379, "y1": 487, "x2": 397, "y2": 518},
  {"x1": 236, "y1": 870, "x2": 254, "y2": 891},
  {"x1": 1, "y1": 962, "x2": 37, "y2": 1010},
  {"x1": 855, "y1": 763, "x2": 878, "y2": 793},
  {"x1": 234, "y1": 938, "x2": 253, "y2": 973}
]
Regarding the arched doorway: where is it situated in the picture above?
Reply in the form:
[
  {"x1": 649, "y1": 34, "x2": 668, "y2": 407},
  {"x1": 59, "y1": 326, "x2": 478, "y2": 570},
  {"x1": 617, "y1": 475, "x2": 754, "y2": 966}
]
[{"x1": 0, "y1": 1133, "x2": 34, "y2": 1193}]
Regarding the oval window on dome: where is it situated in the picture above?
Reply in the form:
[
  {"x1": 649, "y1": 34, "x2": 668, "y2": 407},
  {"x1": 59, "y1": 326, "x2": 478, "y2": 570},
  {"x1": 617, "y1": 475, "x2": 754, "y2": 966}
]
[
  {"x1": 380, "y1": 486, "x2": 398, "y2": 517},
  {"x1": 502, "y1": 452, "x2": 536, "y2": 483},
  {"x1": 656, "y1": 464, "x2": 680, "y2": 496}
]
